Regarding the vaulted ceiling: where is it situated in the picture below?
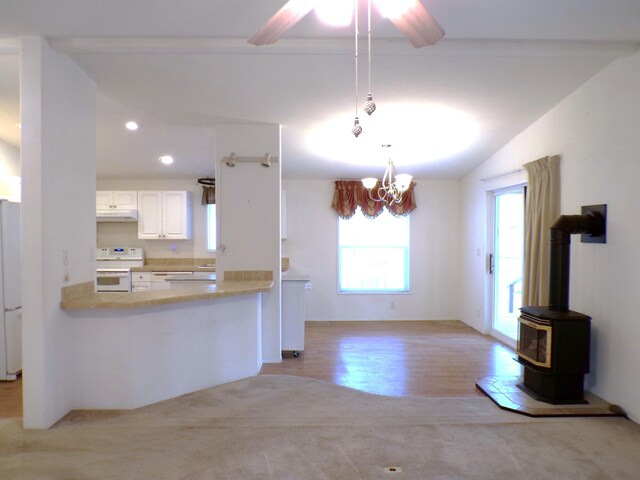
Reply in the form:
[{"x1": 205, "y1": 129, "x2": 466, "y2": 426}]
[{"x1": 1, "y1": 1, "x2": 639, "y2": 179}]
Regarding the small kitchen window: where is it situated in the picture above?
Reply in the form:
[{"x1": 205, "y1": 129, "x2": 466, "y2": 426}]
[
  {"x1": 338, "y1": 207, "x2": 410, "y2": 293},
  {"x1": 207, "y1": 204, "x2": 217, "y2": 252}
]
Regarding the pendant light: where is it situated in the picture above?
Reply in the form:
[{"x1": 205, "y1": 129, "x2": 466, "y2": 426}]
[
  {"x1": 351, "y1": 0, "x2": 362, "y2": 137},
  {"x1": 363, "y1": 0, "x2": 376, "y2": 115}
]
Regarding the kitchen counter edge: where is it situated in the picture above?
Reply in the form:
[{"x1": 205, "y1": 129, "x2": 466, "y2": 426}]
[{"x1": 60, "y1": 280, "x2": 273, "y2": 310}]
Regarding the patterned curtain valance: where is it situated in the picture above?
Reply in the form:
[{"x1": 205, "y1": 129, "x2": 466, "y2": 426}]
[{"x1": 331, "y1": 180, "x2": 417, "y2": 219}]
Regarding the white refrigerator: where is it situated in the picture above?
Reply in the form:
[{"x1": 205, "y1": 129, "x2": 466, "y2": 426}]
[{"x1": 0, "y1": 200, "x2": 21, "y2": 381}]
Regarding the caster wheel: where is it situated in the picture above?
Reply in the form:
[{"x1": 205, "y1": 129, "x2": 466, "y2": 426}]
[{"x1": 292, "y1": 351, "x2": 300, "y2": 358}]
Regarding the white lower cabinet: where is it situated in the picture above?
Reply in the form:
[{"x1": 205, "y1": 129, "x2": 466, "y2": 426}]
[
  {"x1": 151, "y1": 271, "x2": 192, "y2": 290},
  {"x1": 133, "y1": 271, "x2": 195, "y2": 290},
  {"x1": 137, "y1": 191, "x2": 192, "y2": 240},
  {"x1": 131, "y1": 272, "x2": 151, "y2": 292}
]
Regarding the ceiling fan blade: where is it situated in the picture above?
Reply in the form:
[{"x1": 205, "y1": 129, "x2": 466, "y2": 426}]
[
  {"x1": 386, "y1": 0, "x2": 445, "y2": 48},
  {"x1": 248, "y1": 0, "x2": 317, "y2": 46}
]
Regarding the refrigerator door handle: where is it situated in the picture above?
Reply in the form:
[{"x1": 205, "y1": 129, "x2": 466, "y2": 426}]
[{"x1": 4, "y1": 306, "x2": 21, "y2": 312}]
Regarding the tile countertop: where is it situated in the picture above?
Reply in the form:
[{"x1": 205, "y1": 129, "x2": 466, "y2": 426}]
[
  {"x1": 281, "y1": 274, "x2": 311, "y2": 282},
  {"x1": 131, "y1": 265, "x2": 216, "y2": 273},
  {"x1": 166, "y1": 273, "x2": 310, "y2": 283},
  {"x1": 167, "y1": 273, "x2": 217, "y2": 282},
  {"x1": 131, "y1": 257, "x2": 290, "y2": 273},
  {"x1": 60, "y1": 280, "x2": 273, "y2": 310}
]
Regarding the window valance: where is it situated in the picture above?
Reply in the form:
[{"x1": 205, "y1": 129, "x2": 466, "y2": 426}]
[
  {"x1": 198, "y1": 177, "x2": 216, "y2": 205},
  {"x1": 331, "y1": 180, "x2": 416, "y2": 219}
]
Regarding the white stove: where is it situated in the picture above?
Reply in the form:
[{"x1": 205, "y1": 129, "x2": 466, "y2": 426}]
[{"x1": 96, "y1": 247, "x2": 144, "y2": 292}]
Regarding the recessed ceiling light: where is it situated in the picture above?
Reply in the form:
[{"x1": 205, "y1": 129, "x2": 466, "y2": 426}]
[
  {"x1": 125, "y1": 121, "x2": 139, "y2": 131},
  {"x1": 159, "y1": 155, "x2": 174, "y2": 165}
]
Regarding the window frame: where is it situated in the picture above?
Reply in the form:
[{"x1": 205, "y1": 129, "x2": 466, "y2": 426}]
[
  {"x1": 337, "y1": 208, "x2": 411, "y2": 295},
  {"x1": 206, "y1": 204, "x2": 217, "y2": 252}
]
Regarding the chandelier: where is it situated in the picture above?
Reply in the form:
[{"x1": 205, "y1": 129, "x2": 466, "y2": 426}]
[{"x1": 362, "y1": 145, "x2": 413, "y2": 204}]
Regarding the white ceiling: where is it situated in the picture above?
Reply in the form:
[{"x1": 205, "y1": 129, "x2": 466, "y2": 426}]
[{"x1": 0, "y1": 0, "x2": 639, "y2": 180}]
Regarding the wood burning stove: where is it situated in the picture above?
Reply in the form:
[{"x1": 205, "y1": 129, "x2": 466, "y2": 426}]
[
  {"x1": 517, "y1": 306, "x2": 591, "y2": 403},
  {"x1": 517, "y1": 206, "x2": 605, "y2": 404}
]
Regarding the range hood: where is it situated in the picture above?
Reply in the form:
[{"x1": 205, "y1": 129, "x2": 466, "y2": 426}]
[{"x1": 96, "y1": 209, "x2": 138, "y2": 222}]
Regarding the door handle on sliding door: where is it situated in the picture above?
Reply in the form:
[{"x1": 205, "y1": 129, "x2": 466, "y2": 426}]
[{"x1": 488, "y1": 253, "x2": 494, "y2": 275}]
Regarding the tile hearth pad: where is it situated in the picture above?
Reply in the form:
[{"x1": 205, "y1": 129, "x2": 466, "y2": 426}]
[{"x1": 476, "y1": 376, "x2": 626, "y2": 417}]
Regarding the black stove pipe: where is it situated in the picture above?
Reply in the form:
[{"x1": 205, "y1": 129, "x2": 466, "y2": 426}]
[{"x1": 548, "y1": 212, "x2": 605, "y2": 311}]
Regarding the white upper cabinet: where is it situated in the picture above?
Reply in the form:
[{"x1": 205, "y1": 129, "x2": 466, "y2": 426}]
[
  {"x1": 137, "y1": 191, "x2": 192, "y2": 240},
  {"x1": 96, "y1": 191, "x2": 137, "y2": 210}
]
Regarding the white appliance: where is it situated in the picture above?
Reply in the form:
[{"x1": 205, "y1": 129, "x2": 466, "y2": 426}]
[
  {"x1": 96, "y1": 210, "x2": 138, "y2": 222},
  {"x1": 0, "y1": 201, "x2": 21, "y2": 381},
  {"x1": 281, "y1": 274, "x2": 311, "y2": 357},
  {"x1": 96, "y1": 247, "x2": 144, "y2": 292}
]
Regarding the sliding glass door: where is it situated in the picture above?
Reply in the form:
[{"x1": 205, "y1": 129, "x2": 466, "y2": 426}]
[{"x1": 490, "y1": 186, "x2": 525, "y2": 344}]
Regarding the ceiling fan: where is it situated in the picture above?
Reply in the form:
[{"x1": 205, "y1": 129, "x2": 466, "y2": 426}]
[{"x1": 248, "y1": 0, "x2": 445, "y2": 48}]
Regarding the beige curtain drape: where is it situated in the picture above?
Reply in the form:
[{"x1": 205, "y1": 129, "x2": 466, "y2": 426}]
[{"x1": 522, "y1": 155, "x2": 560, "y2": 306}]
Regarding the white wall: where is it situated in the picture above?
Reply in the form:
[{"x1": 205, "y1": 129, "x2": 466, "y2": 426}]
[
  {"x1": 282, "y1": 179, "x2": 461, "y2": 321},
  {"x1": 460, "y1": 50, "x2": 640, "y2": 422},
  {"x1": 21, "y1": 37, "x2": 97, "y2": 428},
  {"x1": 215, "y1": 124, "x2": 281, "y2": 363},
  {"x1": 96, "y1": 178, "x2": 214, "y2": 260}
]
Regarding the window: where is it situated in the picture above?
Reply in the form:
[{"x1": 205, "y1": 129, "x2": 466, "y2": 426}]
[
  {"x1": 338, "y1": 208, "x2": 410, "y2": 293},
  {"x1": 207, "y1": 204, "x2": 217, "y2": 251}
]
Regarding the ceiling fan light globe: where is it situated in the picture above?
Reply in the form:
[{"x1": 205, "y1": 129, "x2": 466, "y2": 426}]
[
  {"x1": 373, "y1": 0, "x2": 413, "y2": 19},
  {"x1": 315, "y1": 0, "x2": 353, "y2": 26}
]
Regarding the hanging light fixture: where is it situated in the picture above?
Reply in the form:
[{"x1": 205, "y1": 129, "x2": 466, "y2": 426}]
[
  {"x1": 362, "y1": 144, "x2": 413, "y2": 204},
  {"x1": 351, "y1": 0, "x2": 362, "y2": 137},
  {"x1": 363, "y1": 0, "x2": 376, "y2": 116}
]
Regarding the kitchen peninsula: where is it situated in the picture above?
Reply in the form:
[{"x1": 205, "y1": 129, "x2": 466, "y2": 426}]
[{"x1": 59, "y1": 276, "x2": 273, "y2": 410}]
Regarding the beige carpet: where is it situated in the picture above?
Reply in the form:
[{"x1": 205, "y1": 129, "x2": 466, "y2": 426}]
[{"x1": 2, "y1": 375, "x2": 640, "y2": 479}]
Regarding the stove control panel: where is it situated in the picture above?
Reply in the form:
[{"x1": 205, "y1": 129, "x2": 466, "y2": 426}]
[{"x1": 96, "y1": 247, "x2": 144, "y2": 260}]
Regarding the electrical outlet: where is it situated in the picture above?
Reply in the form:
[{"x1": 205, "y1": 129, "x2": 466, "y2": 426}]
[{"x1": 390, "y1": 301, "x2": 396, "y2": 310}]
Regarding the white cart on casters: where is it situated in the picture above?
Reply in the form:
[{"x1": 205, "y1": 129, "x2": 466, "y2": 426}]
[{"x1": 281, "y1": 274, "x2": 311, "y2": 357}]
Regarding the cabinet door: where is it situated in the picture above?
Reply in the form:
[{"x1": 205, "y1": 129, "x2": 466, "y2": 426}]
[
  {"x1": 113, "y1": 191, "x2": 138, "y2": 210},
  {"x1": 96, "y1": 191, "x2": 113, "y2": 210},
  {"x1": 162, "y1": 191, "x2": 192, "y2": 239},
  {"x1": 137, "y1": 191, "x2": 164, "y2": 239}
]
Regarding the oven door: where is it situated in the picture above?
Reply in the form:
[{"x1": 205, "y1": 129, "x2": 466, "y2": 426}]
[{"x1": 96, "y1": 269, "x2": 132, "y2": 292}]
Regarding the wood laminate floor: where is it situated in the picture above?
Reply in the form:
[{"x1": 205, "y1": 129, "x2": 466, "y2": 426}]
[
  {"x1": 0, "y1": 320, "x2": 521, "y2": 419},
  {"x1": 0, "y1": 375, "x2": 22, "y2": 418},
  {"x1": 260, "y1": 320, "x2": 521, "y2": 398}
]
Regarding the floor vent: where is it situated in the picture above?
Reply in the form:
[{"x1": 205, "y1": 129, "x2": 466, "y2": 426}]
[{"x1": 383, "y1": 466, "x2": 402, "y2": 473}]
